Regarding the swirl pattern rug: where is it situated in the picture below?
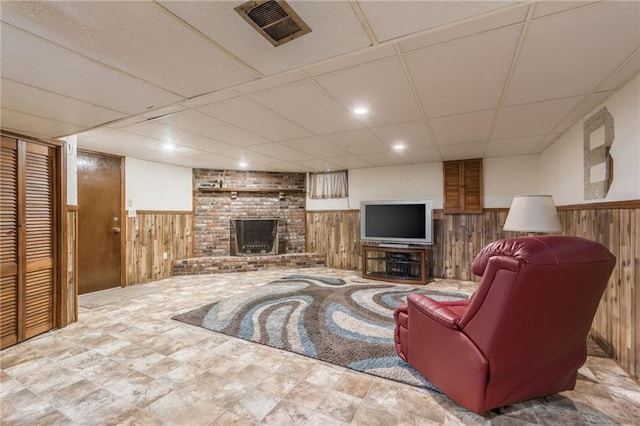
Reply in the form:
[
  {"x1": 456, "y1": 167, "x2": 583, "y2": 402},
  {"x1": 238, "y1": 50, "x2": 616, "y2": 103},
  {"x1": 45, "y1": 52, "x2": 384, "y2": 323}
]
[{"x1": 172, "y1": 275, "x2": 468, "y2": 390}]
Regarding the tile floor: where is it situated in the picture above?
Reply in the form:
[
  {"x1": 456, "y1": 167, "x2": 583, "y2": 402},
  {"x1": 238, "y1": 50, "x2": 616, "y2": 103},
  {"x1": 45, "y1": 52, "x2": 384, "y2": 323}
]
[{"x1": 1, "y1": 267, "x2": 639, "y2": 425}]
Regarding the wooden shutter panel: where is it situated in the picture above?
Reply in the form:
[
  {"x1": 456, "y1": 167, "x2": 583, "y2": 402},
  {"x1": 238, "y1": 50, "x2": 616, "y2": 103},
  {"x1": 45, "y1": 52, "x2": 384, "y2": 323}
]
[
  {"x1": 0, "y1": 138, "x2": 19, "y2": 347},
  {"x1": 24, "y1": 143, "x2": 55, "y2": 338},
  {"x1": 463, "y1": 159, "x2": 483, "y2": 214},
  {"x1": 443, "y1": 161, "x2": 463, "y2": 214}
]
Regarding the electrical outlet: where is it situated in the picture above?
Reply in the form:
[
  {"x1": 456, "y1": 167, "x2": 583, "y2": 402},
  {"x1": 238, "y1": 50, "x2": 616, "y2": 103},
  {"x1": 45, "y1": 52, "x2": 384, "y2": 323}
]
[{"x1": 163, "y1": 252, "x2": 168, "y2": 260}]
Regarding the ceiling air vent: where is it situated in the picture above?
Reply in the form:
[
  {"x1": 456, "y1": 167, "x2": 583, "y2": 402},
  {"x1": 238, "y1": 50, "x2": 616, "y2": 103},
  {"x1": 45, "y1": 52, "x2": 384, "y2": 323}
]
[{"x1": 235, "y1": 0, "x2": 311, "y2": 47}]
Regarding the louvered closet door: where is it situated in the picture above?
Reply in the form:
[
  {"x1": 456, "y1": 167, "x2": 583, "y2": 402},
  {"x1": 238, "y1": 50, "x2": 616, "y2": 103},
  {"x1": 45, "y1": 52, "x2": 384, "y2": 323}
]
[
  {"x1": 0, "y1": 137, "x2": 55, "y2": 348},
  {"x1": 24, "y1": 143, "x2": 55, "y2": 338},
  {"x1": 0, "y1": 137, "x2": 19, "y2": 347}
]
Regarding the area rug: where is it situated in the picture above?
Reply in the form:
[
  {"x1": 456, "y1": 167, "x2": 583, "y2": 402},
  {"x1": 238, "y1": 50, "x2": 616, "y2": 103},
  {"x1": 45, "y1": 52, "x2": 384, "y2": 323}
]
[{"x1": 173, "y1": 275, "x2": 468, "y2": 390}]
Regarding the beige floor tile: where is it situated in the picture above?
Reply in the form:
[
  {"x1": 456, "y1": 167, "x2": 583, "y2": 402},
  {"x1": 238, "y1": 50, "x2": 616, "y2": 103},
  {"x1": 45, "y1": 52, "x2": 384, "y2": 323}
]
[{"x1": 1, "y1": 268, "x2": 638, "y2": 426}]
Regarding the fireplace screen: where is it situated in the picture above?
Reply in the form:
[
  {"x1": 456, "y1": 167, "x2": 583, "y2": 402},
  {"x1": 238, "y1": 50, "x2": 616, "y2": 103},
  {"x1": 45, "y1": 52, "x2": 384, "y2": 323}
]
[{"x1": 232, "y1": 219, "x2": 278, "y2": 255}]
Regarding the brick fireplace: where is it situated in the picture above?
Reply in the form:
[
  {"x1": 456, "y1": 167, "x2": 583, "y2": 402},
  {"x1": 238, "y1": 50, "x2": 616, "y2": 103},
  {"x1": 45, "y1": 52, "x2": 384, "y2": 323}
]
[{"x1": 193, "y1": 169, "x2": 306, "y2": 257}]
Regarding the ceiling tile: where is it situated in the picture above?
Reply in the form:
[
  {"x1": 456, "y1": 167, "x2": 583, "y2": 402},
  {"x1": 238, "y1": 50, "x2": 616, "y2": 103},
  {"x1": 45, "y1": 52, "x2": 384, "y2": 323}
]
[
  {"x1": 505, "y1": 2, "x2": 640, "y2": 105},
  {"x1": 305, "y1": 45, "x2": 396, "y2": 77},
  {"x1": 406, "y1": 24, "x2": 521, "y2": 117},
  {"x1": 324, "y1": 155, "x2": 372, "y2": 169},
  {"x1": 248, "y1": 80, "x2": 363, "y2": 134},
  {"x1": 1, "y1": 78, "x2": 125, "y2": 127},
  {"x1": 0, "y1": 23, "x2": 183, "y2": 115},
  {"x1": 156, "y1": 110, "x2": 268, "y2": 147},
  {"x1": 179, "y1": 89, "x2": 239, "y2": 109},
  {"x1": 123, "y1": 122, "x2": 240, "y2": 157},
  {"x1": 197, "y1": 97, "x2": 311, "y2": 142},
  {"x1": 322, "y1": 129, "x2": 389, "y2": 155},
  {"x1": 493, "y1": 96, "x2": 584, "y2": 139},
  {"x1": 185, "y1": 153, "x2": 245, "y2": 171},
  {"x1": 78, "y1": 127, "x2": 164, "y2": 153},
  {"x1": 438, "y1": 141, "x2": 487, "y2": 161},
  {"x1": 280, "y1": 136, "x2": 350, "y2": 158},
  {"x1": 532, "y1": 1, "x2": 598, "y2": 19},
  {"x1": 233, "y1": 150, "x2": 304, "y2": 171},
  {"x1": 233, "y1": 71, "x2": 308, "y2": 95},
  {"x1": 485, "y1": 135, "x2": 545, "y2": 157},
  {"x1": 550, "y1": 91, "x2": 612, "y2": 135},
  {"x1": 157, "y1": 0, "x2": 371, "y2": 76},
  {"x1": 429, "y1": 109, "x2": 495, "y2": 145},
  {"x1": 399, "y1": 146, "x2": 443, "y2": 164},
  {"x1": 246, "y1": 143, "x2": 313, "y2": 162},
  {"x1": 530, "y1": 133, "x2": 562, "y2": 153},
  {"x1": 1, "y1": 108, "x2": 83, "y2": 139},
  {"x1": 314, "y1": 57, "x2": 422, "y2": 127},
  {"x1": 141, "y1": 104, "x2": 187, "y2": 120},
  {"x1": 107, "y1": 116, "x2": 151, "y2": 129},
  {"x1": 399, "y1": 4, "x2": 528, "y2": 53},
  {"x1": 1, "y1": 1, "x2": 260, "y2": 97},
  {"x1": 598, "y1": 51, "x2": 640, "y2": 92},
  {"x1": 359, "y1": 1, "x2": 516, "y2": 42},
  {"x1": 356, "y1": 151, "x2": 407, "y2": 167},
  {"x1": 294, "y1": 159, "x2": 343, "y2": 172},
  {"x1": 370, "y1": 120, "x2": 435, "y2": 148}
]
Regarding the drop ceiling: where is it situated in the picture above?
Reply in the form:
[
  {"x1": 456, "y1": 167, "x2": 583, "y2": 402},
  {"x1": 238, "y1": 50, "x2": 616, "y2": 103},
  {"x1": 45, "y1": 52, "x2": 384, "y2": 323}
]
[{"x1": 1, "y1": 1, "x2": 638, "y2": 172}]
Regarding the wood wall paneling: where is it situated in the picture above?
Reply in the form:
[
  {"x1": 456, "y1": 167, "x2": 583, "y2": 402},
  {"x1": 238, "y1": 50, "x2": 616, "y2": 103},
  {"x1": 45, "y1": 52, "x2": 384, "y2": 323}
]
[
  {"x1": 305, "y1": 211, "x2": 360, "y2": 270},
  {"x1": 126, "y1": 212, "x2": 193, "y2": 285},
  {"x1": 66, "y1": 207, "x2": 78, "y2": 324}
]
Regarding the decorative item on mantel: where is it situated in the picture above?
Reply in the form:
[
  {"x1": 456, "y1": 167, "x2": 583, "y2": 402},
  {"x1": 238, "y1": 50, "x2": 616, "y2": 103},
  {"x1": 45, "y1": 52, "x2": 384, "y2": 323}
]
[{"x1": 503, "y1": 195, "x2": 563, "y2": 236}]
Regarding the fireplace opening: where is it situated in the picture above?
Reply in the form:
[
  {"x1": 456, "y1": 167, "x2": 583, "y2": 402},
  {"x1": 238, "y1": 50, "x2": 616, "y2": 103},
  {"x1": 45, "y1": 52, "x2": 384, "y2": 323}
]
[{"x1": 231, "y1": 219, "x2": 278, "y2": 256}]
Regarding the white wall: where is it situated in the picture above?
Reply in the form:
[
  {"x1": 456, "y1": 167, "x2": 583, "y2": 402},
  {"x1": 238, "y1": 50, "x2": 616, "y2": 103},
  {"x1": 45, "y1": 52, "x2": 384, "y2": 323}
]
[
  {"x1": 307, "y1": 155, "x2": 541, "y2": 210},
  {"x1": 306, "y1": 163, "x2": 443, "y2": 210},
  {"x1": 62, "y1": 135, "x2": 78, "y2": 206},
  {"x1": 541, "y1": 74, "x2": 640, "y2": 205},
  {"x1": 483, "y1": 155, "x2": 540, "y2": 208},
  {"x1": 125, "y1": 158, "x2": 192, "y2": 211}
]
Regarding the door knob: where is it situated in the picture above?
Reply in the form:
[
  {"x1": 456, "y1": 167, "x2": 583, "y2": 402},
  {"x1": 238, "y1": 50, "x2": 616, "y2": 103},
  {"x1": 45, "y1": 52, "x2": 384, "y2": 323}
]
[{"x1": 112, "y1": 227, "x2": 121, "y2": 234}]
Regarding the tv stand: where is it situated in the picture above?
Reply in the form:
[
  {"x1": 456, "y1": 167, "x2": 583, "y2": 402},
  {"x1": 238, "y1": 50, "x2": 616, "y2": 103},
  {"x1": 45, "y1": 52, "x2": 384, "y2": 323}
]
[
  {"x1": 361, "y1": 245, "x2": 427, "y2": 285},
  {"x1": 378, "y1": 243, "x2": 410, "y2": 249}
]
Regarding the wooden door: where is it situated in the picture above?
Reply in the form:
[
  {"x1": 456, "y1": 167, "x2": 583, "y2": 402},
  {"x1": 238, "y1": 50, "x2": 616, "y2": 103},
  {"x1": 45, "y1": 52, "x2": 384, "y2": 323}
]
[
  {"x1": 1, "y1": 136, "x2": 56, "y2": 348},
  {"x1": 77, "y1": 152, "x2": 122, "y2": 294}
]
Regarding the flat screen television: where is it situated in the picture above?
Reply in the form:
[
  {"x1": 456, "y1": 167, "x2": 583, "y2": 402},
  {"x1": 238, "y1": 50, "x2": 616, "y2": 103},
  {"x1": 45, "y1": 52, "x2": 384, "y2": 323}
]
[{"x1": 360, "y1": 200, "x2": 433, "y2": 245}]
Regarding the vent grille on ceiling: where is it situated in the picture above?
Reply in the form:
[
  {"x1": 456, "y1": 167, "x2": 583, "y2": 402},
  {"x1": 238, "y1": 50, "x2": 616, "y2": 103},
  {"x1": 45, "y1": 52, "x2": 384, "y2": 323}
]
[{"x1": 235, "y1": 0, "x2": 312, "y2": 47}]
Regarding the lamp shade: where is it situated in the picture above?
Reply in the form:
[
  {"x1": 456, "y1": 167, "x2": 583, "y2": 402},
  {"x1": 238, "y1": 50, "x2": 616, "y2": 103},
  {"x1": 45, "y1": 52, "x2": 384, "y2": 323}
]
[{"x1": 503, "y1": 195, "x2": 562, "y2": 233}]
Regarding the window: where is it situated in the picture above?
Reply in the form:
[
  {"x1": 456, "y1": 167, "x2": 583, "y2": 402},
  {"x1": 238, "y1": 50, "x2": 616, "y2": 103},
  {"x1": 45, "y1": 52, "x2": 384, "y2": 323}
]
[{"x1": 308, "y1": 170, "x2": 348, "y2": 199}]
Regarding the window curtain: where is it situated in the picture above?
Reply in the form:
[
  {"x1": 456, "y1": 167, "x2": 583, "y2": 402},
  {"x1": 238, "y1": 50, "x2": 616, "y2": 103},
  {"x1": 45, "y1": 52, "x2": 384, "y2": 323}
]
[{"x1": 308, "y1": 170, "x2": 348, "y2": 199}]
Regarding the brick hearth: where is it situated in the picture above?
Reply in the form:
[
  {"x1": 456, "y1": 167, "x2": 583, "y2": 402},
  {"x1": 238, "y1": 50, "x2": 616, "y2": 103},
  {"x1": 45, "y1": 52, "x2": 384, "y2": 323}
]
[{"x1": 172, "y1": 253, "x2": 326, "y2": 275}]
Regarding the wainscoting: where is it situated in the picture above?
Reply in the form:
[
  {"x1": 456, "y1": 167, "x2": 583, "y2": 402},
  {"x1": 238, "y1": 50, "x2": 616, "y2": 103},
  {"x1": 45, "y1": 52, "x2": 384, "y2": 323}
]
[
  {"x1": 305, "y1": 211, "x2": 360, "y2": 270},
  {"x1": 65, "y1": 206, "x2": 78, "y2": 324},
  {"x1": 557, "y1": 203, "x2": 639, "y2": 381},
  {"x1": 305, "y1": 202, "x2": 640, "y2": 381},
  {"x1": 126, "y1": 211, "x2": 194, "y2": 285}
]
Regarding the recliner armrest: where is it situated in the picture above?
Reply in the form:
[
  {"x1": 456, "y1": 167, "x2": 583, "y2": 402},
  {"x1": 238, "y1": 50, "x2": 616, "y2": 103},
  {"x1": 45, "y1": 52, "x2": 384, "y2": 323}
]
[{"x1": 408, "y1": 293, "x2": 466, "y2": 330}]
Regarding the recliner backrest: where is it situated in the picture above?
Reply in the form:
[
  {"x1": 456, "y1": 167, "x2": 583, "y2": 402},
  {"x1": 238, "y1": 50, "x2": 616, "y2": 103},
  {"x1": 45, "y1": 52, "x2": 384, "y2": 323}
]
[{"x1": 458, "y1": 236, "x2": 615, "y2": 360}]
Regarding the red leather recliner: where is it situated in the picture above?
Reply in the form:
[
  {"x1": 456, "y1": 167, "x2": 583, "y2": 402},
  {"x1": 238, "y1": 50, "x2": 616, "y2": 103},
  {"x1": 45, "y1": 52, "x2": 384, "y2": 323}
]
[{"x1": 394, "y1": 236, "x2": 616, "y2": 414}]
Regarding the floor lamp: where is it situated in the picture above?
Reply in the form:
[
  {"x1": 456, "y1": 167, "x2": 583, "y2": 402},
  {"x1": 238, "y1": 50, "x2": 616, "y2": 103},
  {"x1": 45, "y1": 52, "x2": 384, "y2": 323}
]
[{"x1": 503, "y1": 195, "x2": 562, "y2": 235}]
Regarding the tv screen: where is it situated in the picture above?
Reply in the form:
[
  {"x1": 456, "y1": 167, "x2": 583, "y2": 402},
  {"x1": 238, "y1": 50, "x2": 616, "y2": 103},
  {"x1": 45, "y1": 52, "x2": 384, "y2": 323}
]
[{"x1": 360, "y1": 200, "x2": 433, "y2": 245}]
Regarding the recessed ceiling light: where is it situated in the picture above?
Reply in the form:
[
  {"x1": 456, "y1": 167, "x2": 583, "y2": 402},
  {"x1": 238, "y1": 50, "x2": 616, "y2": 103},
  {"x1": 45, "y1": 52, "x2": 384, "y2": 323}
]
[
  {"x1": 238, "y1": 161, "x2": 248, "y2": 168},
  {"x1": 163, "y1": 143, "x2": 176, "y2": 150},
  {"x1": 393, "y1": 143, "x2": 407, "y2": 151},
  {"x1": 353, "y1": 107, "x2": 368, "y2": 115}
]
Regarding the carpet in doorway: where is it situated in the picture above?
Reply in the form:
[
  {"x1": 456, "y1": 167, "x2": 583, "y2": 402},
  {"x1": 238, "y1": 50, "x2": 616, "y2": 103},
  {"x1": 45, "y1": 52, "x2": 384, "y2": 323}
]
[{"x1": 172, "y1": 274, "x2": 468, "y2": 390}]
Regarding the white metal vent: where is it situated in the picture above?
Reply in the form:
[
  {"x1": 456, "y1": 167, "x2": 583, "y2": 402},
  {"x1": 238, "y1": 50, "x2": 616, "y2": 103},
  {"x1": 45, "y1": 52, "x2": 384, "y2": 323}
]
[{"x1": 235, "y1": 0, "x2": 311, "y2": 47}]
